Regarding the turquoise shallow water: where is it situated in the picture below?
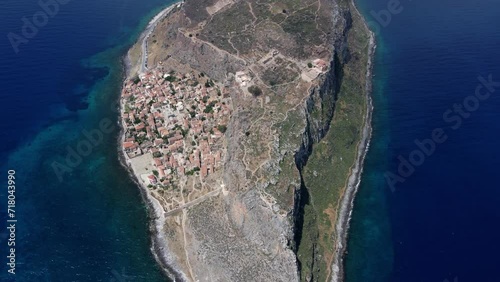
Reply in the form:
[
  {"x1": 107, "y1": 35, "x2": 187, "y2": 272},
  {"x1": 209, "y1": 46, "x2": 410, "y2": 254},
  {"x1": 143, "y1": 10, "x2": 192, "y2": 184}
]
[
  {"x1": 0, "y1": 0, "x2": 175, "y2": 280},
  {"x1": 345, "y1": 34, "x2": 393, "y2": 281},
  {"x1": 3, "y1": 0, "x2": 500, "y2": 280}
]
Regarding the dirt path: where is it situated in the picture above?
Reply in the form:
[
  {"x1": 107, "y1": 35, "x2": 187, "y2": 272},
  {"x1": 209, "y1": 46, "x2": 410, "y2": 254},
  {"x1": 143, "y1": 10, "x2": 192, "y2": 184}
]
[{"x1": 164, "y1": 188, "x2": 221, "y2": 217}]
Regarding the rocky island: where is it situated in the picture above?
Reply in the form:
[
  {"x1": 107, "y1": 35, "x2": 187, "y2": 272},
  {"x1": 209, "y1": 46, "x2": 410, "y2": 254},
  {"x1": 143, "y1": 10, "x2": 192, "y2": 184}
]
[{"x1": 120, "y1": 0, "x2": 374, "y2": 281}]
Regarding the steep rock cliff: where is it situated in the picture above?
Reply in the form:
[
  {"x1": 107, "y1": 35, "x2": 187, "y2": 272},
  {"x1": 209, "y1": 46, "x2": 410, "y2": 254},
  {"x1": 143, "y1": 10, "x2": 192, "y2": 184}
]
[{"x1": 128, "y1": 0, "x2": 372, "y2": 281}]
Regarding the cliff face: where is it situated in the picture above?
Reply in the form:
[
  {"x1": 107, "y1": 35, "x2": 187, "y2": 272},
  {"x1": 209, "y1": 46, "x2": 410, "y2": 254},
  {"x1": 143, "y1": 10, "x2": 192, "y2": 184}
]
[
  {"x1": 131, "y1": 0, "x2": 372, "y2": 281},
  {"x1": 296, "y1": 54, "x2": 343, "y2": 168},
  {"x1": 294, "y1": 6, "x2": 372, "y2": 281},
  {"x1": 293, "y1": 48, "x2": 347, "y2": 281}
]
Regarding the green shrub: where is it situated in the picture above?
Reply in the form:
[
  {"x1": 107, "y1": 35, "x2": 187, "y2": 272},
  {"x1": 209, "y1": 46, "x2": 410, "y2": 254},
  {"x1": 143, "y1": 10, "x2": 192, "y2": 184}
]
[
  {"x1": 248, "y1": 85, "x2": 262, "y2": 96},
  {"x1": 165, "y1": 76, "x2": 176, "y2": 82},
  {"x1": 217, "y1": 125, "x2": 227, "y2": 133}
]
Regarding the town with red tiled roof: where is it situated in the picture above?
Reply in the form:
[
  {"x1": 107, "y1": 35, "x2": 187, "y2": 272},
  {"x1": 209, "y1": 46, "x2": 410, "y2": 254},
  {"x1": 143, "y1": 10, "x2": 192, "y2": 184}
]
[{"x1": 120, "y1": 66, "x2": 231, "y2": 211}]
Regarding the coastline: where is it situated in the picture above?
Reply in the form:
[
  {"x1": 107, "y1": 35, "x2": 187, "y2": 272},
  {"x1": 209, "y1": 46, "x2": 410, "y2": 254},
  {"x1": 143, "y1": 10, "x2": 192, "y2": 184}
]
[
  {"x1": 118, "y1": 2, "x2": 188, "y2": 281},
  {"x1": 330, "y1": 1, "x2": 376, "y2": 281},
  {"x1": 125, "y1": 2, "x2": 181, "y2": 79},
  {"x1": 117, "y1": 1, "x2": 375, "y2": 281}
]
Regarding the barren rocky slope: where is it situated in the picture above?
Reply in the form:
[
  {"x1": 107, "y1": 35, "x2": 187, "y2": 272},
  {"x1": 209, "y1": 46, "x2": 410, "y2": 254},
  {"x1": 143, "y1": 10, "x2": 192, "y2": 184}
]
[{"x1": 125, "y1": 0, "x2": 372, "y2": 281}]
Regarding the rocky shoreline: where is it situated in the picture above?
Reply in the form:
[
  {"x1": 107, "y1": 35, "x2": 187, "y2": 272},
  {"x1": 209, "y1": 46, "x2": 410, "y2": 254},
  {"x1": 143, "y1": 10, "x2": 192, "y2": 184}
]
[
  {"x1": 331, "y1": 2, "x2": 376, "y2": 281},
  {"x1": 118, "y1": 3, "x2": 188, "y2": 282},
  {"x1": 125, "y1": 2, "x2": 181, "y2": 78},
  {"x1": 117, "y1": 0, "x2": 375, "y2": 281},
  {"x1": 117, "y1": 147, "x2": 187, "y2": 281}
]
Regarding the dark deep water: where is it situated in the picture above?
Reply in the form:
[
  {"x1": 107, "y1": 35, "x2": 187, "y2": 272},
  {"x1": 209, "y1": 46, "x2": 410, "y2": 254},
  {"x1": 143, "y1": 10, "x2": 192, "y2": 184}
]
[
  {"x1": 2, "y1": 0, "x2": 500, "y2": 281},
  {"x1": 346, "y1": 0, "x2": 500, "y2": 281},
  {"x1": 0, "y1": 0, "x2": 175, "y2": 281}
]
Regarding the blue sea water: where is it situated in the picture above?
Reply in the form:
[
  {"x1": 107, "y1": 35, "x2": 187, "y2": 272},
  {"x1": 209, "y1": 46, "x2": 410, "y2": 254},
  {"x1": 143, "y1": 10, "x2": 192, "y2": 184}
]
[
  {"x1": 2, "y1": 0, "x2": 500, "y2": 281},
  {"x1": 0, "y1": 0, "x2": 175, "y2": 281},
  {"x1": 347, "y1": 0, "x2": 500, "y2": 281}
]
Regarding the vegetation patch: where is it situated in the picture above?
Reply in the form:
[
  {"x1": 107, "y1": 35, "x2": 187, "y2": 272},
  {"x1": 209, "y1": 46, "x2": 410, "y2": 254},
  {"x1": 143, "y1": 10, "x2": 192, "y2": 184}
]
[
  {"x1": 261, "y1": 59, "x2": 300, "y2": 87},
  {"x1": 248, "y1": 85, "x2": 263, "y2": 97},
  {"x1": 296, "y1": 3, "x2": 370, "y2": 281},
  {"x1": 199, "y1": 1, "x2": 255, "y2": 54}
]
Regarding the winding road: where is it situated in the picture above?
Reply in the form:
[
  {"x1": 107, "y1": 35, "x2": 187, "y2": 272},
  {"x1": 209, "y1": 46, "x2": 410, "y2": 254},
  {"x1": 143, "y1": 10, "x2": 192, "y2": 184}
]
[{"x1": 139, "y1": 4, "x2": 180, "y2": 74}]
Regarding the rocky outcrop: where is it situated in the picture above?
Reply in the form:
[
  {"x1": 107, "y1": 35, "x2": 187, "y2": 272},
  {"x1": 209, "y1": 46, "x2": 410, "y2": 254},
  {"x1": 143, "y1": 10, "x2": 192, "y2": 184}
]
[
  {"x1": 168, "y1": 33, "x2": 246, "y2": 82},
  {"x1": 129, "y1": 0, "x2": 371, "y2": 281},
  {"x1": 292, "y1": 52, "x2": 345, "y2": 281},
  {"x1": 185, "y1": 191, "x2": 299, "y2": 282},
  {"x1": 296, "y1": 54, "x2": 343, "y2": 169}
]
